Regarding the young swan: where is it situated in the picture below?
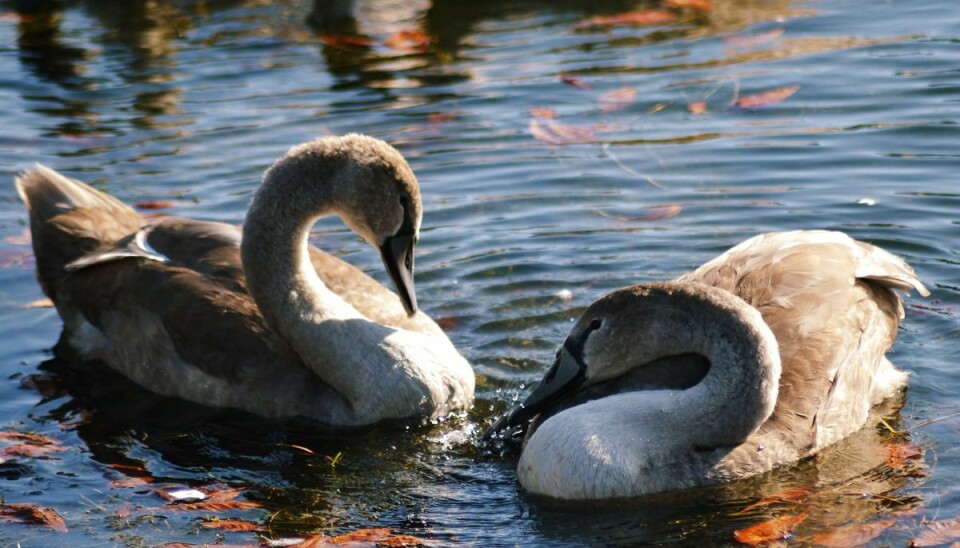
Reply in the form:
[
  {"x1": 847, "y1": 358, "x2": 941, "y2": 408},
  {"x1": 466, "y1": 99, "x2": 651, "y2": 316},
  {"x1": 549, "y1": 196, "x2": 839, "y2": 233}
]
[
  {"x1": 16, "y1": 134, "x2": 474, "y2": 426},
  {"x1": 490, "y1": 231, "x2": 927, "y2": 499}
]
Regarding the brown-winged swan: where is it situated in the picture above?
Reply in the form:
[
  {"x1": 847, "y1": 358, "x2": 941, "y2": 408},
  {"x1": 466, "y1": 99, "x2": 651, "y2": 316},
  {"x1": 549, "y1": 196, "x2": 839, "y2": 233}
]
[
  {"x1": 16, "y1": 134, "x2": 474, "y2": 426},
  {"x1": 490, "y1": 231, "x2": 927, "y2": 499}
]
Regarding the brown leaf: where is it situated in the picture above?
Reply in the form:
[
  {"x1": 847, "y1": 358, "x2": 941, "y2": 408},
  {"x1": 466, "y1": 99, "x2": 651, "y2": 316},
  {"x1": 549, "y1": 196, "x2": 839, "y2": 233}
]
[
  {"x1": 812, "y1": 520, "x2": 894, "y2": 547},
  {"x1": 575, "y1": 10, "x2": 675, "y2": 29},
  {"x1": 378, "y1": 535, "x2": 427, "y2": 546},
  {"x1": 200, "y1": 518, "x2": 265, "y2": 532},
  {"x1": 291, "y1": 535, "x2": 325, "y2": 548},
  {"x1": 735, "y1": 85, "x2": 799, "y2": 109},
  {"x1": 172, "y1": 500, "x2": 262, "y2": 512},
  {"x1": 599, "y1": 86, "x2": 637, "y2": 113},
  {"x1": 911, "y1": 517, "x2": 960, "y2": 547},
  {"x1": 427, "y1": 112, "x2": 457, "y2": 124},
  {"x1": 665, "y1": 0, "x2": 713, "y2": 11},
  {"x1": 0, "y1": 431, "x2": 61, "y2": 445},
  {"x1": 736, "y1": 487, "x2": 814, "y2": 514},
  {"x1": 135, "y1": 200, "x2": 176, "y2": 210},
  {"x1": 385, "y1": 30, "x2": 430, "y2": 52},
  {"x1": 885, "y1": 443, "x2": 923, "y2": 469},
  {"x1": 529, "y1": 119, "x2": 596, "y2": 145},
  {"x1": 109, "y1": 476, "x2": 152, "y2": 489},
  {"x1": 558, "y1": 74, "x2": 592, "y2": 90},
  {"x1": 0, "y1": 503, "x2": 68, "y2": 532},
  {"x1": 319, "y1": 35, "x2": 375, "y2": 49},
  {"x1": 733, "y1": 512, "x2": 808, "y2": 545},
  {"x1": 327, "y1": 528, "x2": 394, "y2": 543},
  {"x1": 724, "y1": 28, "x2": 785, "y2": 47},
  {"x1": 528, "y1": 107, "x2": 558, "y2": 119},
  {"x1": 687, "y1": 100, "x2": 707, "y2": 114},
  {"x1": 1, "y1": 442, "x2": 68, "y2": 458}
]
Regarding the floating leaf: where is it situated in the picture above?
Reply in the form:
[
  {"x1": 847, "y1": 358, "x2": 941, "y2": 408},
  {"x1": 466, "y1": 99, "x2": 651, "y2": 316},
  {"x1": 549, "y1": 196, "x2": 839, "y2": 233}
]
[
  {"x1": 736, "y1": 487, "x2": 814, "y2": 514},
  {"x1": 319, "y1": 35, "x2": 375, "y2": 49},
  {"x1": 885, "y1": 443, "x2": 923, "y2": 469},
  {"x1": 687, "y1": 101, "x2": 707, "y2": 115},
  {"x1": 812, "y1": 520, "x2": 894, "y2": 547},
  {"x1": 135, "y1": 200, "x2": 176, "y2": 210},
  {"x1": 385, "y1": 30, "x2": 430, "y2": 52},
  {"x1": 911, "y1": 518, "x2": 960, "y2": 547},
  {"x1": 379, "y1": 535, "x2": 427, "y2": 547},
  {"x1": 558, "y1": 74, "x2": 592, "y2": 90},
  {"x1": 528, "y1": 107, "x2": 558, "y2": 119},
  {"x1": 735, "y1": 85, "x2": 799, "y2": 109},
  {"x1": 665, "y1": 0, "x2": 713, "y2": 11},
  {"x1": 529, "y1": 119, "x2": 596, "y2": 145},
  {"x1": 277, "y1": 443, "x2": 317, "y2": 456},
  {"x1": 0, "y1": 503, "x2": 68, "y2": 532},
  {"x1": 200, "y1": 518, "x2": 265, "y2": 532},
  {"x1": 173, "y1": 500, "x2": 262, "y2": 512},
  {"x1": 733, "y1": 512, "x2": 808, "y2": 545},
  {"x1": 427, "y1": 112, "x2": 457, "y2": 124},
  {"x1": 724, "y1": 28, "x2": 785, "y2": 48},
  {"x1": 0, "y1": 432, "x2": 60, "y2": 445},
  {"x1": 575, "y1": 10, "x2": 675, "y2": 29},
  {"x1": 599, "y1": 86, "x2": 637, "y2": 112}
]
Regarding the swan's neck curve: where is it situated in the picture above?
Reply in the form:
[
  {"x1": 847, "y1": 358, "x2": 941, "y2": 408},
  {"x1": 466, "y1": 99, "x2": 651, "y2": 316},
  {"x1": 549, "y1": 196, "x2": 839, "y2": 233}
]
[{"x1": 239, "y1": 153, "x2": 471, "y2": 425}]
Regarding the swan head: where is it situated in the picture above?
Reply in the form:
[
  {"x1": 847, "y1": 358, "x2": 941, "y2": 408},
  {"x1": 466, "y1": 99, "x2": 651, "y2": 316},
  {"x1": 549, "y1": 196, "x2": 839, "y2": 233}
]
[
  {"x1": 263, "y1": 134, "x2": 424, "y2": 315},
  {"x1": 488, "y1": 283, "x2": 748, "y2": 435}
]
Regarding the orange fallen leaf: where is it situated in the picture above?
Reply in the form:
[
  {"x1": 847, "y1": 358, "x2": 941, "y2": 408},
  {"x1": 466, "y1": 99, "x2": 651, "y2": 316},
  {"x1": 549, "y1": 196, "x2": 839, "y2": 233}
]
[
  {"x1": 200, "y1": 518, "x2": 265, "y2": 532},
  {"x1": 135, "y1": 200, "x2": 176, "y2": 210},
  {"x1": 733, "y1": 512, "x2": 808, "y2": 545},
  {"x1": 0, "y1": 503, "x2": 68, "y2": 532},
  {"x1": 319, "y1": 35, "x2": 375, "y2": 49},
  {"x1": 735, "y1": 85, "x2": 799, "y2": 109},
  {"x1": 379, "y1": 535, "x2": 427, "y2": 547},
  {"x1": 575, "y1": 10, "x2": 675, "y2": 29},
  {"x1": 724, "y1": 28, "x2": 785, "y2": 48},
  {"x1": 173, "y1": 500, "x2": 262, "y2": 512},
  {"x1": 0, "y1": 431, "x2": 60, "y2": 445},
  {"x1": 21, "y1": 297, "x2": 54, "y2": 309},
  {"x1": 687, "y1": 100, "x2": 707, "y2": 114},
  {"x1": 558, "y1": 74, "x2": 592, "y2": 90},
  {"x1": 665, "y1": 0, "x2": 713, "y2": 11},
  {"x1": 885, "y1": 442, "x2": 923, "y2": 469},
  {"x1": 911, "y1": 517, "x2": 960, "y2": 547},
  {"x1": 327, "y1": 528, "x2": 394, "y2": 543},
  {"x1": 427, "y1": 112, "x2": 457, "y2": 124},
  {"x1": 528, "y1": 107, "x2": 558, "y2": 119},
  {"x1": 812, "y1": 520, "x2": 894, "y2": 548},
  {"x1": 529, "y1": 119, "x2": 596, "y2": 145},
  {"x1": 385, "y1": 30, "x2": 430, "y2": 52},
  {"x1": 736, "y1": 487, "x2": 814, "y2": 514},
  {"x1": 599, "y1": 86, "x2": 637, "y2": 113}
]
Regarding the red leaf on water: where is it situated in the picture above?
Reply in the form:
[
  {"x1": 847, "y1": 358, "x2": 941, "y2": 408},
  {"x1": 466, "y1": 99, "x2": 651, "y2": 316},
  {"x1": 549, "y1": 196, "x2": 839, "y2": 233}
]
[
  {"x1": 327, "y1": 528, "x2": 394, "y2": 543},
  {"x1": 291, "y1": 535, "x2": 325, "y2": 548},
  {"x1": 0, "y1": 503, "x2": 68, "y2": 532},
  {"x1": 724, "y1": 28, "x2": 785, "y2": 47},
  {"x1": 599, "y1": 86, "x2": 637, "y2": 112},
  {"x1": 735, "y1": 85, "x2": 799, "y2": 109},
  {"x1": 885, "y1": 443, "x2": 923, "y2": 469},
  {"x1": 736, "y1": 487, "x2": 814, "y2": 514},
  {"x1": 319, "y1": 35, "x2": 375, "y2": 49},
  {"x1": 200, "y1": 518, "x2": 265, "y2": 532},
  {"x1": 812, "y1": 520, "x2": 894, "y2": 548},
  {"x1": 558, "y1": 74, "x2": 592, "y2": 90},
  {"x1": 173, "y1": 500, "x2": 262, "y2": 512},
  {"x1": 911, "y1": 517, "x2": 960, "y2": 547},
  {"x1": 3, "y1": 228, "x2": 31, "y2": 246},
  {"x1": 575, "y1": 10, "x2": 675, "y2": 29},
  {"x1": 733, "y1": 512, "x2": 808, "y2": 545},
  {"x1": 135, "y1": 200, "x2": 175, "y2": 210},
  {"x1": 665, "y1": 0, "x2": 713, "y2": 11},
  {"x1": 528, "y1": 107, "x2": 558, "y2": 119},
  {"x1": 687, "y1": 100, "x2": 708, "y2": 114},
  {"x1": 530, "y1": 119, "x2": 596, "y2": 145},
  {"x1": 0, "y1": 432, "x2": 59, "y2": 445},
  {"x1": 385, "y1": 30, "x2": 430, "y2": 52}
]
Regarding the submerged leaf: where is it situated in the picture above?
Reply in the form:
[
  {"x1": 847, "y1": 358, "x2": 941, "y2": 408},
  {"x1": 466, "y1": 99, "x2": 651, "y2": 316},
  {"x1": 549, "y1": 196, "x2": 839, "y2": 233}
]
[
  {"x1": 575, "y1": 10, "x2": 675, "y2": 29},
  {"x1": 733, "y1": 512, "x2": 808, "y2": 545},
  {"x1": 0, "y1": 503, "x2": 68, "y2": 532},
  {"x1": 735, "y1": 85, "x2": 800, "y2": 109},
  {"x1": 812, "y1": 520, "x2": 894, "y2": 547},
  {"x1": 558, "y1": 74, "x2": 592, "y2": 90},
  {"x1": 529, "y1": 119, "x2": 596, "y2": 145},
  {"x1": 599, "y1": 86, "x2": 637, "y2": 112}
]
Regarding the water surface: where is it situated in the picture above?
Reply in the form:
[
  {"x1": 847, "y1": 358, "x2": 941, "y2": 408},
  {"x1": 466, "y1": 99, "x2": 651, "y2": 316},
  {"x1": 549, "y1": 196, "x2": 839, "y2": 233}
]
[{"x1": 0, "y1": 0, "x2": 958, "y2": 545}]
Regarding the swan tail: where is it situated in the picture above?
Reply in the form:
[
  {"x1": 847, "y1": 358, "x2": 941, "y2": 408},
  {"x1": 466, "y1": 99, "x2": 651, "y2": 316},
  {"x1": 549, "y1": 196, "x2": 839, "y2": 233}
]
[
  {"x1": 854, "y1": 240, "x2": 929, "y2": 319},
  {"x1": 15, "y1": 165, "x2": 142, "y2": 298}
]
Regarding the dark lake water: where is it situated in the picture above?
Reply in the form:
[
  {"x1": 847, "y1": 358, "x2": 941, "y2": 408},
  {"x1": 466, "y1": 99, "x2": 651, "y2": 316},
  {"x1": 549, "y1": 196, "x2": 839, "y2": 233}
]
[{"x1": 1, "y1": 0, "x2": 958, "y2": 545}]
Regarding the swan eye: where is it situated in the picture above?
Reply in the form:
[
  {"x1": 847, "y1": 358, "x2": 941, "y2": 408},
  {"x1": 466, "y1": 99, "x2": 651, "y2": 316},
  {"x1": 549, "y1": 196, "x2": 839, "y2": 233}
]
[{"x1": 589, "y1": 318, "x2": 603, "y2": 331}]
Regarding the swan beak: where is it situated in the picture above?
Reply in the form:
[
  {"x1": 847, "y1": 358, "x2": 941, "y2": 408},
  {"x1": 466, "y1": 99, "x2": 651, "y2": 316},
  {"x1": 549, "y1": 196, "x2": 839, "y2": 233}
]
[
  {"x1": 381, "y1": 233, "x2": 418, "y2": 316},
  {"x1": 486, "y1": 345, "x2": 586, "y2": 436}
]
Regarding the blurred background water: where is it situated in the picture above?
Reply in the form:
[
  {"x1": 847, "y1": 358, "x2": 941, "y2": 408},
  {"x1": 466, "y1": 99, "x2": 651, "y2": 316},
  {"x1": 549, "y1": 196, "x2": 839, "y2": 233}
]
[{"x1": 0, "y1": 0, "x2": 957, "y2": 545}]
